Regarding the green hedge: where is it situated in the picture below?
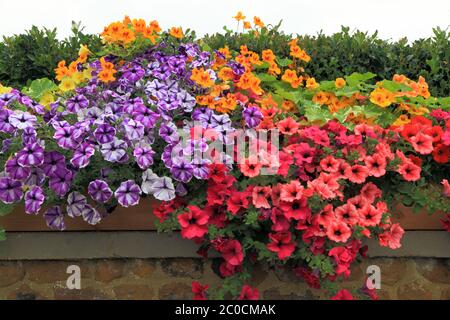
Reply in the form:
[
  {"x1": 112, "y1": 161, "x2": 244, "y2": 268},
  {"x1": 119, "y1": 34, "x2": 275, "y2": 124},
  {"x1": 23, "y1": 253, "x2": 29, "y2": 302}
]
[
  {"x1": 0, "y1": 22, "x2": 101, "y2": 89},
  {"x1": 202, "y1": 25, "x2": 450, "y2": 97},
  {"x1": 1, "y1": 23, "x2": 449, "y2": 97}
]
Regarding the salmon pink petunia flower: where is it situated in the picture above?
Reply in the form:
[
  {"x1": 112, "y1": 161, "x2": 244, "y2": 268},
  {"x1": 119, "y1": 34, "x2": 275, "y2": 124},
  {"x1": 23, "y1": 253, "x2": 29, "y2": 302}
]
[
  {"x1": 378, "y1": 223, "x2": 405, "y2": 249},
  {"x1": 410, "y1": 132, "x2": 433, "y2": 154},
  {"x1": 252, "y1": 186, "x2": 272, "y2": 209}
]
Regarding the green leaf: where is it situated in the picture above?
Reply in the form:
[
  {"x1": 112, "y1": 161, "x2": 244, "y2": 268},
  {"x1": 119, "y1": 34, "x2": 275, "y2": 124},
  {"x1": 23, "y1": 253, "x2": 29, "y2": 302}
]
[
  {"x1": 345, "y1": 72, "x2": 376, "y2": 86},
  {"x1": 0, "y1": 229, "x2": 5, "y2": 241},
  {"x1": 304, "y1": 105, "x2": 333, "y2": 123},
  {"x1": 379, "y1": 80, "x2": 411, "y2": 92},
  {"x1": 24, "y1": 78, "x2": 57, "y2": 100},
  {"x1": 319, "y1": 80, "x2": 336, "y2": 91},
  {"x1": 256, "y1": 73, "x2": 277, "y2": 83},
  {"x1": 0, "y1": 202, "x2": 14, "y2": 216},
  {"x1": 276, "y1": 57, "x2": 293, "y2": 67}
]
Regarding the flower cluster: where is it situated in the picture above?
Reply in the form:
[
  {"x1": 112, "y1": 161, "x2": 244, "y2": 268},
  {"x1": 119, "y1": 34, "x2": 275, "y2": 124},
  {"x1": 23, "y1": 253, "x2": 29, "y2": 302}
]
[{"x1": 0, "y1": 14, "x2": 449, "y2": 300}]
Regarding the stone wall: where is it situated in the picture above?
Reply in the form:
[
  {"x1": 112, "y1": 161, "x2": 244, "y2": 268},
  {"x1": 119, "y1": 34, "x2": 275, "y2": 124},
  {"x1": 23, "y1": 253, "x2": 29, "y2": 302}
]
[{"x1": 0, "y1": 258, "x2": 448, "y2": 300}]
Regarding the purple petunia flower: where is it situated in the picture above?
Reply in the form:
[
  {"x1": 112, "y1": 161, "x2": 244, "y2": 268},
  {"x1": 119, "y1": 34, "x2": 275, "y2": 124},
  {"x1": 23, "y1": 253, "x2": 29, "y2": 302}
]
[
  {"x1": 192, "y1": 158, "x2": 211, "y2": 180},
  {"x1": 0, "y1": 93, "x2": 17, "y2": 107},
  {"x1": 42, "y1": 151, "x2": 66, "y2": 176},
  {"x1": 5, "y1": 157, "x2": 31, "y2": 180},
  {"x1": 24, "y1": 186, "x2": 45, "y2": 215},
  {"x1": 70, "y1": 142, "x2": 95, "y2": 168},
  {"x1": 66, "y1": 94, "x2": 89, "y2": 113},
  {"x1": 88, "y1": 179, "x2": 113, "y2": 203},
  {"x1": 24, "y1": 167, "x2": 45, "y2": 187},
  {"x1": 44, "y1": 206, "x2": 65, "y2": 230},
  {"x1": 49, "y1": 168, "x2": 73, "y2": 196},
  {"x1": 53, "y1": 125, "x2": 79, "y2": 150},
  {"x1": 133, "y1": 146, "x2": 155, "y2": 170},
  {"x1": 22, "y1": 127, "x2": 37, "y2": 144},
  {"x1": 131, "y1": 105, "x2": 160, "y2": 127},
  {"x1": 122, "y1": 63, "x2": 145, "y2": 83},
  {"x1": 94, "y1": 123, "x2": 116, "y2": 144},
  {"x1": 9, "y1": 111, "x2": 37, "y2": 129},
  {"x1": 243, "y1": 106, "x2": 263, "y2": 128},
  {"x1": 141, "y1": 169, "x2": 159, "y2": 195},
  {"x1": 170, "y1": 157, "x2": 194, "y2": 183},
  {"x1": 175, "y1": 183, "x2": 188, "y2": 196},
  {"x1": 81, "y1": 204, "x2": 102, "y2": 225},
  {"x1": 16, "y1": 142, "x2": 45, "y2": 167},
  {"x1": 100, "y1": 138, "x2": 127, "y2": 163},
  {"x1": 114, "y1": 180, "x2": 141, "y2": 207},
  {"x1": 66, "y1": 191, "x2": 87, "y2": 218},
  {"x1": 0, "y1": 108, "x2": 14, "y2": 133},
  {"x1": 150, "y1": 176, "x2": 176, "y2": 201},
  {"x1": 122, "y1": 118, "x2": 144, "y2": 141},
  {"x1": 0, "y1": 177, "x2": 23, "y2": 204},
  {"x1": 159, "y1": 122, "x2": 179, "y2": 143}
]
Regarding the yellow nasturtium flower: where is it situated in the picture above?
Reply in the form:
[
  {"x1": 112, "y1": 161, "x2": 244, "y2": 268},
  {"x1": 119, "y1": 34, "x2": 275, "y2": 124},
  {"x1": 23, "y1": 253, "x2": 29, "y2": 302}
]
[
  {"x1": 335, "y1": 78, "x2": 346, "y2": 89},
  {"x1": 369, "y1": 87, "x2": 395, "y2": 108},
  {"x1": 59, "y1": 77, "x2": 76, "y2": 92},
  {"x1": 169, "y1": 27, "x2": 183, "y2": 39},
  {"x1": 39, "y1": 92, "x2": 55, "y2": 108},
  {"x1": 233, "y1": 11, "x2": 246, "y2": 21},
  {"x1": 0, "y1": 83, "x2": 12, "y2": 94},
  {"x1": 392, "y1": 114, "x2": 411, "y2": 126}
]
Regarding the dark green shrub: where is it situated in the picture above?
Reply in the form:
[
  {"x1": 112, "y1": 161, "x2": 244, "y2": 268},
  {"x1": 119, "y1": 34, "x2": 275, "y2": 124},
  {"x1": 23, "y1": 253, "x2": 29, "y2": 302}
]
[{"x1": 0, "y1": 22, "x2": 102, "y2": 89}]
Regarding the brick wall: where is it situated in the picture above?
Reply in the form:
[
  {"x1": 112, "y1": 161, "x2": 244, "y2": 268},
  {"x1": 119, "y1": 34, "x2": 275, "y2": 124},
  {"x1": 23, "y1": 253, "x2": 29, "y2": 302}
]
[{"x1": 0, "y1": 258, "x2": 448, "y2": 300}]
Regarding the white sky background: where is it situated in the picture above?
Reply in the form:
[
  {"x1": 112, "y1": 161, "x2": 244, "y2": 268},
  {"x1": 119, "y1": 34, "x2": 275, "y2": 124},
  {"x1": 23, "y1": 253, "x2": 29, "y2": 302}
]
[{"x1": 0, "y1": 0, "x2": 449, "y2": 41}]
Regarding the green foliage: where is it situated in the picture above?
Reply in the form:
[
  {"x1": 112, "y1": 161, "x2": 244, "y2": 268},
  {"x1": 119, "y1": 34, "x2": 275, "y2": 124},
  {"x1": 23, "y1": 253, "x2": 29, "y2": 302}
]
[
  {"x1": 0, "y1": 22, "x2": 102, "y2": 89},
  {"x1": 0, "y1": 229, "x2": 5, "y2": 241}
]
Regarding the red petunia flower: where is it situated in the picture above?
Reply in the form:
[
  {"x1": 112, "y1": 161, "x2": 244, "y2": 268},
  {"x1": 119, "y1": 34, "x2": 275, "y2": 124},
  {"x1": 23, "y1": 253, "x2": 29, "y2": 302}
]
[
  {"x1": 378, "y1": 223, "x2": 405, "y2": 249},
  {"x1": 410, "y1": 132, "x2": 433, "y2": 154},
  {"x1": 279, "y1": 197, "x2": 311, "y2": 221},
  {"x1": 344, "y1": 164, "x2": 369, "y2": 184},
  {"x1": 240, "y1": 155, "x2": 262, "y2": 177},
  {"x1": 208, "y1": 163, "x2": 228, "y2": 183},
  {"x1": 280, "y1": 180, "x2": 304, "y2": 202},
  {"x1": 178, "y1": 205, "x2": 210, "y2": 239},
  {"x1": 238, "y1": 285, "x2": 259, "y2": 300},
  {"x1": 277, "y1": 150, "x2": 294, "y2": 177},
  {"x1": 398, "y1": 161, "x2": 421, "y2": 181},
  {"x1": 442, "y1": 179, "x2": 450, "y2": 197},
  {"x1": 432, "y1": 144, "x2": 449, "y2": 163},
  {"x1": 320, "y1": 155, "x2": 340, "y2": 173},
  {"x1": 335, "y1": 203, "x2": 359, "y2": 226},
  {"x1": 252, "y1": 186, "x2": 272, "y2": 209},
  {"x1": 325, "y1": 220, "x2": 352, "y2": 243},
  {"x1": 227, "y1": 191, "x2": 249, "y2": 215},
  {"x1": 425, "y1": 126, "x2": 443, "y2": 143},
  {"x1": 192, "y1": 281, "x2": 208, "y2": 300},
  {"x1": 364, "y1": 153, "x2": 387, "y2": 177},
  {"x1": 220, "y1": 239, "x2": 244, "y2": 266},
  {"x1": 267, "y1": 231, "x2": 296, "y2": 260},
  {"x1": 294, "y1": 267, "x2": 321, "y2": 289},
  {"x1": 277, "y1": 117, "x2": 299, "y2": 135},
  {"x1": 331, "y1": 289, "x2": 354, "y2": 300}
]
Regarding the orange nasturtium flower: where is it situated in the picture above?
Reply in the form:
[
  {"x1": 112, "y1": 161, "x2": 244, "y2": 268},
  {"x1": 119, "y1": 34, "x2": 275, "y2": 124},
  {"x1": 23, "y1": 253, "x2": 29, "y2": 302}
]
[
  {"x1": 169, "y1": 27, "x2": 184, "y2": 39},
  {"x1": 335, "y1": 78, "x2": 346, "y2": 89},
  {"x1": 233, "y1": 11, "x2": 246, "y2": 21},
  {"x1": 243, "y1": 21, "x2": 252, "y2": 29},
  {"x1": 369, "y1": 87, "x2": 395, "y2": 108},
  {"x1": 191, "y1": 68, "x2": 214, "y2": 88},
  {"x1": 98, "y1": 70, "x2": 116, "y2": 83},
  {"x1": 131, "y1": 19, "x2": 146, "y2": 33},
  {"x1": 306, "y1": 77, "x2": 319, "y2": 90},
  {"x1": 218, "y1": 67, "x2": 235, "y2": 81},
  {"x1": 253, "y1": 16, "x2": 265, "y2": 28}
]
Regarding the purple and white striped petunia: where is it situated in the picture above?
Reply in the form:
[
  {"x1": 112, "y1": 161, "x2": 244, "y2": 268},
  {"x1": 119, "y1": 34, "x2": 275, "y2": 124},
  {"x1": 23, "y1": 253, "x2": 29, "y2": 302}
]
[
  {"x1": 88, "y1": 179, "x2": 113, "y2": 203},
  {"x1": 192, "y1": 158, "x2": 211, "y2": 180},
  {"x1": 16, "y1": 142, "x2": 45, "y2": 167},
  {"x1": 48, "y1": 168, "x2": 73, "y2": 197},
  {"x1": 0, "y1": 108, "x2": 14, "y2": 133},
  {"x1": 24, "y1": 186, "x2": 45, "y2": 215},
  {"x1": 9, "y1": 111, "x2": 37, "y2": 129},
  {"x1": 150, "y1": 176, "x2": 176, "y2": 201},
  {"x1": 122, "y1": 118, "x2": 144, "y2": 141},
  {"x1": 94, "y1": 123, "x2": 116, "y2": 144},
  {"x1": 44, "y1": 206, "x2": 65, "y2": 230},
  {"x1": 243, "y1": 106, "x2": 263, "y2": 128},
  {"x1": 70, "y1": 142, "x2": 95, "y2": 168},
  {"x1": 42, "y1": 151, "x2": 66, "y2": 176},
  {"x1": 66, "y1": 192, "x2": 87, "y2": 218},
  {"x1": 66, "y1": 94, "x2": 89, "y2": 113},
  {"x1": 5, "y1": 157, "x2": 31, "y2": 180},
  {"x1": 0, "y1": 177, "x2": 23, "y2": 204},
  {"x1": 114, "y1": 180, "x2": 141, "y2": 207},
  {"x1": 24, "y1": 167, "x2": 45, "y2": 187},
  {"x1": 141, "y1": 169, "x2": 159, "y2": 195},
  {"x1": 101, "y1": 138, "x2": 127, "y2": 163},
  {"x1": 53, "y1": 125, "x2": 79, "y2": 150},
  {"x1": 170, "y1": 157, "x2": 194, "y2": 183},
  {"x1": 133, "y1": 146, "x2": 155, "y2": 170},
  {"x1": 81, "y1": 204, "x2": 102, "y2": 225}
]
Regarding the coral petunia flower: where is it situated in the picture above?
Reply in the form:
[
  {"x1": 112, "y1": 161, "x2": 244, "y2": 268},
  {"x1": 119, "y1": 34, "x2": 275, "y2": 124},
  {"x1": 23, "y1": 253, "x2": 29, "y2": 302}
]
[
  {"x1": 320, "y1": 155, "x2": 340, "y2": 173},
  {"x1": 398, "y1": 161, "x2": 421, "y2": 181},
  {"x1": 252, "y1": 186, "x2": 272, "y2": 209},
  {"x1": 378, "y1": 223, "x2": 405, "y2": 249},
  {"x1": 410, "y1": 132, "x2": 433, "y2": 154},
  {"x1": 326, "y1": 220, "x2": 352, "y2": 243},
  {"x1": 240, "y1": 156, "x2": 262, "y2": 178},
  {"x1": 280, "y1": 180, "x2": 304, "y2": 202},
  {"x1": 364, "y1": 153, "x2": 387, "y2": 177},
  {"x1": 344, "y1": 165, "x2": 369, "y2": 184},
  {"x1": 442, "y1": 179, "x2": 450, "y2": 197}
]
